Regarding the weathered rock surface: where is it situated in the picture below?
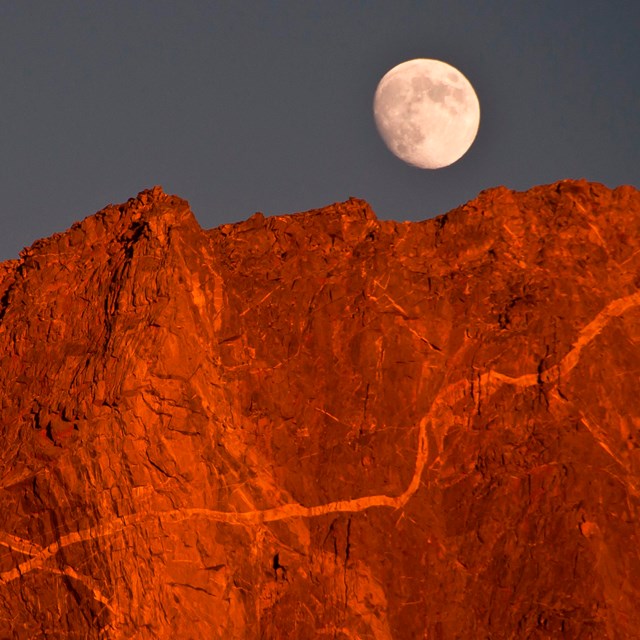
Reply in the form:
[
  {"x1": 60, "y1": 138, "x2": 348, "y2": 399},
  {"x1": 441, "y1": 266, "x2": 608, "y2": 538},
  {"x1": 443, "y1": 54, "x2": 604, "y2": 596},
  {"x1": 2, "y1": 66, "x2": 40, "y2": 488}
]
[{"x1": 0, "y1": 180, "x2": 639, "y2": 638}]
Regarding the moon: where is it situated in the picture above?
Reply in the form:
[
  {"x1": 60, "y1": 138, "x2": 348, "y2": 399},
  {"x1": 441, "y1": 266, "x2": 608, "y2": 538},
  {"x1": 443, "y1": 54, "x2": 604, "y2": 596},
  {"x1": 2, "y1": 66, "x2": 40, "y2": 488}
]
[{"x1": 373, "y1": 59, "x2": 480, "y2": 169}]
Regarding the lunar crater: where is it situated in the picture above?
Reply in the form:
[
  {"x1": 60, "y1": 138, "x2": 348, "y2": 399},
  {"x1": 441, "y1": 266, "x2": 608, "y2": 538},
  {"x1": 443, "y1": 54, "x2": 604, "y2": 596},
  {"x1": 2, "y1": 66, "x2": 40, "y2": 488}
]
[{"x1": 373, "y1": 58, "x2": 480, "y2": 169}]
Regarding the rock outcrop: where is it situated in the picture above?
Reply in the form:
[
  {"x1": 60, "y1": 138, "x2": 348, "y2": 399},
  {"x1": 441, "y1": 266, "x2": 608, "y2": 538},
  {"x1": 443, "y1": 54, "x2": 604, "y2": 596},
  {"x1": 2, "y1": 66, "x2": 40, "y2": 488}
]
[{"x1": 0, "y1": 180, "x2": 639, "y2": 638}]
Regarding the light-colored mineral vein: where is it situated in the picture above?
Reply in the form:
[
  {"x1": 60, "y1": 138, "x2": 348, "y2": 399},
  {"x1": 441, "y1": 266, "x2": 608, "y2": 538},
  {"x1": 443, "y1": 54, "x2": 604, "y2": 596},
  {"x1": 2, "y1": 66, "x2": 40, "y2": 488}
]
[
  {"x1": 434, "y1": 291, "x2": 640, "y2": 472},
  {"x1": 0, "y1": 533, "x2": 42, "y2": 557},
  {"x1": 479, "y1": 290, "x2": 640, "y2": 390},
  {"x1": 45, "y1": 566, "x2": 122, "y2": 618},
  {"x1": 1, "y1": 289, "x2": 638, "y2": 592},
  {"x1": 556, "y1": 291, "x2": 640, "y2": 377},
  {"x1": 0, "y1": 417, "x2": 428, "y2": 586}
]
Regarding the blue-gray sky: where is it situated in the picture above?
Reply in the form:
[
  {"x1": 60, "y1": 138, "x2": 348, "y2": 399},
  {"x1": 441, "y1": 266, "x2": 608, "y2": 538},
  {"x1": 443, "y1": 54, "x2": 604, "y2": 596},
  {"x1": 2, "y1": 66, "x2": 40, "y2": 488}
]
[{"x1": 1, "y1": 1, "x2": 638, "y2": 261}]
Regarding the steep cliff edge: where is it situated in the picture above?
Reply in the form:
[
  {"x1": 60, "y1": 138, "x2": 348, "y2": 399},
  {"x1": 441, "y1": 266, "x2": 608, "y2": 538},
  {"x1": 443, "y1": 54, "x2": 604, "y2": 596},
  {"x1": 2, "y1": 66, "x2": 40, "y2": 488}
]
[{"x1": 1, "y1": 180, "x2": 639, "y2": 638}]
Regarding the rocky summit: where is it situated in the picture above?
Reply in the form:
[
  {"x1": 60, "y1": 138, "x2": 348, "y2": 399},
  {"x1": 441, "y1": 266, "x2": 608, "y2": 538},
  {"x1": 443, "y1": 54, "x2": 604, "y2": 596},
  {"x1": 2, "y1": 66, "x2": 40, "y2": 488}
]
[{"x1": 0, "y1": 180, "x2": 639, "y2": 639}]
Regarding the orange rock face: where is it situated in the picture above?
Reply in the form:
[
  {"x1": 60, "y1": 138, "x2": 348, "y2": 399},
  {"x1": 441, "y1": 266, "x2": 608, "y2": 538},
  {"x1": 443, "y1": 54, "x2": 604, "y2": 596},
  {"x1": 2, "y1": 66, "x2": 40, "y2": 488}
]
[{"x1": 1, "y1": 181, "x2": 639, "y2": 638}]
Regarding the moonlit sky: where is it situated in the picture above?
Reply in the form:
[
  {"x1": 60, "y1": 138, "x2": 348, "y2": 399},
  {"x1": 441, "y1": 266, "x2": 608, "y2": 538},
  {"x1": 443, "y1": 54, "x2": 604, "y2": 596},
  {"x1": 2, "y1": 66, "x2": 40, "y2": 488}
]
[{"x1": 1, "y1": 1, "x2": 638, "y2": 261}]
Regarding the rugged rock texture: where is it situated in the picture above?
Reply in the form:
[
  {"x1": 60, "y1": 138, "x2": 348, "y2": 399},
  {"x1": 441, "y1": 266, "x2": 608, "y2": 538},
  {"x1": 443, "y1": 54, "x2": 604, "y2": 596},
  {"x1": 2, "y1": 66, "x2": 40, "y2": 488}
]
[{"x1": 0, "y1": 180, "x2": 639, "y2": 639}]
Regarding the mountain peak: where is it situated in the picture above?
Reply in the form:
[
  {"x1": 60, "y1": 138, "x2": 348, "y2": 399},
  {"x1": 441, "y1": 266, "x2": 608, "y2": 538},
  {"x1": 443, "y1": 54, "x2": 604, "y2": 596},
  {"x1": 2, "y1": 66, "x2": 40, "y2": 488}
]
[
  {"x1": 17, "y1": 185, "x2": 200, "y2": 268},
  {"x1": 1, "y1": 181, "x2": 639, "y2": 638}
]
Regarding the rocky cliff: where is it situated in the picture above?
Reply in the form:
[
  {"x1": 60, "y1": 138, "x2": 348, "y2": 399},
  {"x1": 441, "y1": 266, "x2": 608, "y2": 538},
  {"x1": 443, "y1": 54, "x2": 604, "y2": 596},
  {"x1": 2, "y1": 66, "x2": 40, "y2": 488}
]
[{"x1": 0, "y1": 180, "x2": 639, "y2": 639}]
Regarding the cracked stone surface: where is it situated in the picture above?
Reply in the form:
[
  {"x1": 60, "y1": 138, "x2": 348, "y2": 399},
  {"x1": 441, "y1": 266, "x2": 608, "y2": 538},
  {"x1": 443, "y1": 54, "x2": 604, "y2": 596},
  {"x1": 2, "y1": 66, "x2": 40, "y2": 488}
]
[{"x1": 1, "y1": 180, "x2": 639, "y2": 638}]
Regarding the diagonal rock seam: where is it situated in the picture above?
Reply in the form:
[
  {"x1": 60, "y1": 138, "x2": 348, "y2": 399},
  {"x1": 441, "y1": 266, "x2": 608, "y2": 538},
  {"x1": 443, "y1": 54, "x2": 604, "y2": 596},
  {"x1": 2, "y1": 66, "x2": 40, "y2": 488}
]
[{"x1": 1, "y1": 287, "x2": 637, "y2": 621}]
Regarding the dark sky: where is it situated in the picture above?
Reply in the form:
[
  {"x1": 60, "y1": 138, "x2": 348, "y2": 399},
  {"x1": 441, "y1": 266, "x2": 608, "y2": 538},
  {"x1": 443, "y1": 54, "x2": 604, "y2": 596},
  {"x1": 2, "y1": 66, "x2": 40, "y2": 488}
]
[{"x1": 1, "y1": 1, "x2": 638, "y2": 261}]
